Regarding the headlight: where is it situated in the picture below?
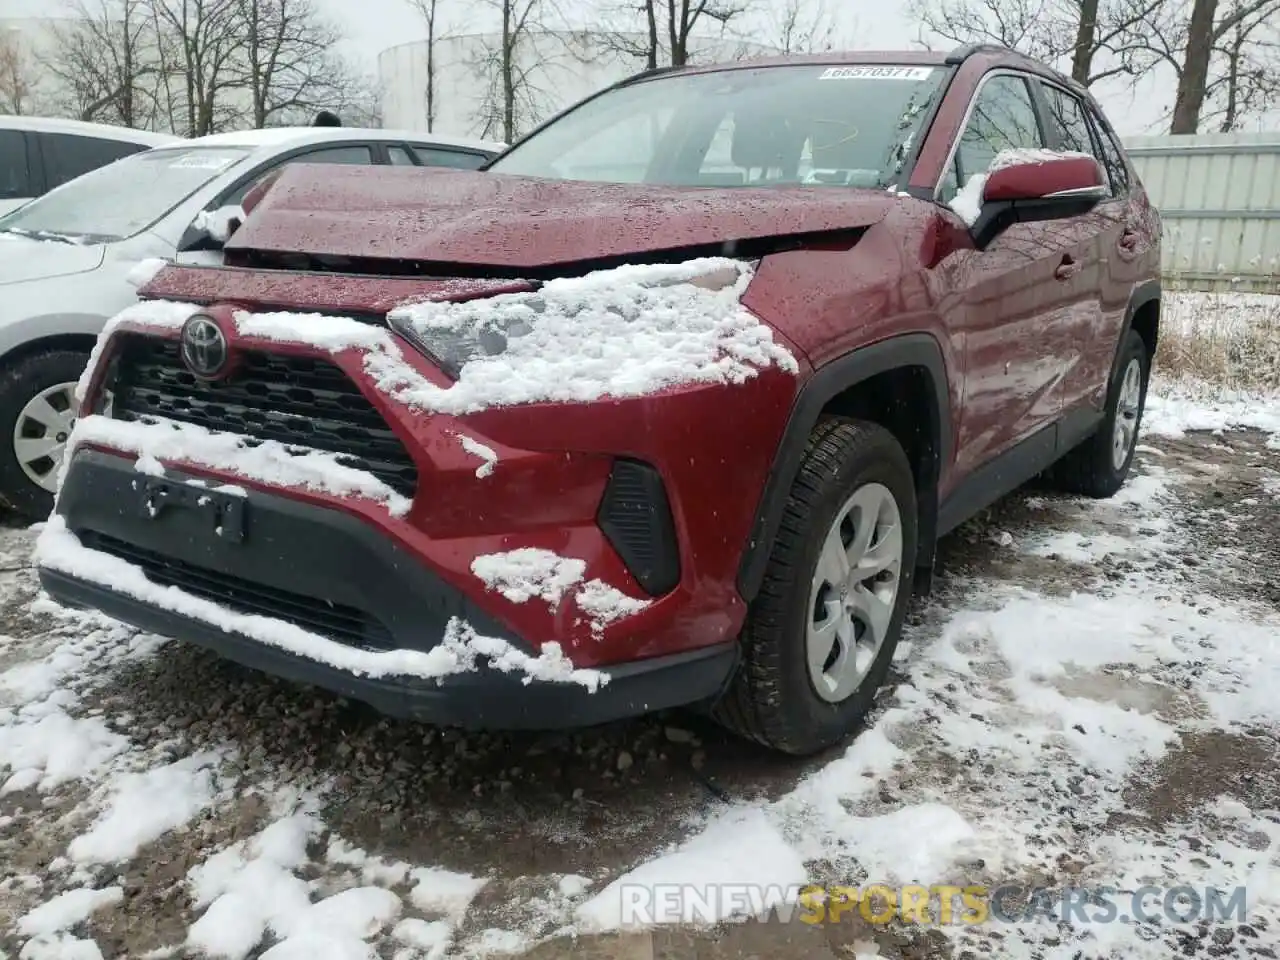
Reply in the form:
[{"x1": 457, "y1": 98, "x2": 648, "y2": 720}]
[{"x1": 387, "y1": 258, "x2": 753, "y2": 379}]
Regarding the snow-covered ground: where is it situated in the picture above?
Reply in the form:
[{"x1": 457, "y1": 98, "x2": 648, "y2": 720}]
[
  {"x1": 3, "y1": 275, "x2": 1280, "y2": 959},
  {"x1": 1, "y1": 390, "x2": 1277, "y2": 960}
]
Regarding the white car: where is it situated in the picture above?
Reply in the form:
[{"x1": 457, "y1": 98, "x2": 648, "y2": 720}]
[
  {"x1": 0, "y1": 116, "x2": 179, "y2": 216},
  {"x1": 0, "y1": 125, "x2": 506, "y2": 517}
]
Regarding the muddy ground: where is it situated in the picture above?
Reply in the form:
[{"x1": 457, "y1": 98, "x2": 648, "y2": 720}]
[{"x1": 1, "y1": 428, "x2": 1277, "y2": 960}]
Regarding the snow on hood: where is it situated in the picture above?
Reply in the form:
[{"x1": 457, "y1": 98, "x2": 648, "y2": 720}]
[
  {"x1": 225, "y1": 165, "x2": 895, "y2": 271},
  {"x1": 0, "y1": 237, "x2": 105, "y2": 285}
]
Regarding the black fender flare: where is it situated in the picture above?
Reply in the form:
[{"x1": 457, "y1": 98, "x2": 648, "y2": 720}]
[
  {"x1": 737, "y1": 333, "x2": 953, "y2": 602},
  {"x1": 1113, "y1": 279, "x2": 1161, "y2": 379}
]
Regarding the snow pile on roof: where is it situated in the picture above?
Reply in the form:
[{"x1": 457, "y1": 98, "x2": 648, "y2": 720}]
[
  {"x1": 575, "y1": 580, "x2": 652, "y2": 634},
  {"x1": 471, "y1": 548, "x2": 586, "y2": 608},
  {"x1": 63, "y1": 415, "x2": 412, "y2": 517},
  {"x1": 35, "y1": 517, "x2": 608, "y2": 690}
]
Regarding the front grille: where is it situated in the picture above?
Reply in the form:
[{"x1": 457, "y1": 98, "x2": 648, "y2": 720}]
[
  {"x1": 109, "y1": 335, "x2": 418, "y2": 497},
  {"x1": 81, "y1": 531, "x2": 395, "y2": 651}
]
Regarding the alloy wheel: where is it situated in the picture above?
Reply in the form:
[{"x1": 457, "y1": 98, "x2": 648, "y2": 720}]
[{"x1": 806, "y1": 481, "x2": 904, "y2": 703}]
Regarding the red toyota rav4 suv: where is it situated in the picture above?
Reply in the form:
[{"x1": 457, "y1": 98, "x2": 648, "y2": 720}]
[{"x1": 37, "y1": 45, "x2": 1160, "y2": 755}]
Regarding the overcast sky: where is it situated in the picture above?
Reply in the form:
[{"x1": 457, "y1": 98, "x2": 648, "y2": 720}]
[
  {"x1": 316, "y1": 0, "x2": 1181, "y2": 134},
  {"x1": 4, "y1": 0, "x2": 1263, "y2": 135}
]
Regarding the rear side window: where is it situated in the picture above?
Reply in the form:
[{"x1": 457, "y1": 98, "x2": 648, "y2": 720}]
[
  {"x1": 409, "y1": 146, "x2": 491, "y2": 170},
  {"x1": 941, "y1": 74, "x2": 1044, "y2": 201},
  {"x1": 295, "y1": 145, "x2": 373, "y2": 164},
  {"x1": 1087, "y1": 106, "x2": 1131, "y2": 195},
  {"x1": 1038, "y1": 85, "x2": 1098, "y2": 158},
  {"x1": 388, "y1": 146, "x2": 416, "y2": 165},
  {"x1": 41, "y1": 133, "x2": 145, "y2": 189},
  {"x1": 0, "y1": 130, "x2": 30, "y2": 199}
]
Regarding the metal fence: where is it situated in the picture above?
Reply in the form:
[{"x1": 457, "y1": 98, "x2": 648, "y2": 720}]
[{"x1": 1123, "y1": 132, "x2": 1280, "y2": 293}]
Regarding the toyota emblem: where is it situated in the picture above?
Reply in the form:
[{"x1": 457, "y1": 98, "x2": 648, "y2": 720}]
[{"x1": 180, "y1": 315, "x2": 229, "y2": 378}]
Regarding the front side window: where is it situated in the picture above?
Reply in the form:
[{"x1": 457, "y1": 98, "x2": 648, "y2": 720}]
[
  {"x1": 941, "y1": 74, "x2": 1045, "y2": 202},
  {"x1": 1039, "y1": 84, "x2": 1099, "y2": 159},
  {"x1": 0, "y1": 145, "x2": 249, "y2": 243},
  {"x1": 488, "y1": 64, "x2": 946, "y2": 190}
]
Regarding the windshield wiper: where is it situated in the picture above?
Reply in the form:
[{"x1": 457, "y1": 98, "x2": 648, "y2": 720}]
[{"x1": 1, "y1": 227, "x2": 79, "y2": 245}]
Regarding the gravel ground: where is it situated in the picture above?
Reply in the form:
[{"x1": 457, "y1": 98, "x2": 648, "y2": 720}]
[{"x1": 1, "y1": 424, "x2": 1279, "y2": 960}]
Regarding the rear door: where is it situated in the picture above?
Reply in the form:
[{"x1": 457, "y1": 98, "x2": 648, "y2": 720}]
[{"x1": 1030, "y1": 81, "x2": 1118, "y2": 419}]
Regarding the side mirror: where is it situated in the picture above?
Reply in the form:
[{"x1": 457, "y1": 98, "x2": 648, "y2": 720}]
[
  {"x1": 177, "y1": 203, "x2": 246, "y2": 254},
  {"x1": 969, "y1": 152, "x2": 1108, "y2": 249}
]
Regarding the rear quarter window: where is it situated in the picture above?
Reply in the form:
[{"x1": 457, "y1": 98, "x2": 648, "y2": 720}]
[
  {"x1": 409, "y1": 146, "x2": 492, "y2": 170},
  {"x1": 0, "y1": 130, "x2": 30, "y2": 199},
  {"x1": 41, "y1": 133, "x2": 147, "y2": 189}
]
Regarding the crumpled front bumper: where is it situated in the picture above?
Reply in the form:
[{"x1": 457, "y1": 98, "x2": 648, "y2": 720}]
[{"x1": 38, "y1": 448, "x2": 738, "y2": 729}]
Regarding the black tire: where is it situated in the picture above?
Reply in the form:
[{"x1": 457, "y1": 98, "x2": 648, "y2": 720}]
[
  {"x1": 715, "y1": 418, "x2": 919, "y2": 756},
  {"x1": 0, "y1": 349, "x2": 90, "y2": 521},
  {"x1": 1047, "y1": 329, "x2": 1149, "y2": 498}
]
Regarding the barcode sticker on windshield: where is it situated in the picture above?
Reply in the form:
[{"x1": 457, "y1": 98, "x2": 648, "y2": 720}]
[
  {"x1": 819, "y1": 66, "x2": 935, "y2": 81},
  {"x1": 168, "y1": 154, "x2": 240, "y2": 170}
]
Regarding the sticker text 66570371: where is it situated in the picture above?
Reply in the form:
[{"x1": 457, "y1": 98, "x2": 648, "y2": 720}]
[{"x1": 819, "y1": 66, "x2": 935, "y2": 82}]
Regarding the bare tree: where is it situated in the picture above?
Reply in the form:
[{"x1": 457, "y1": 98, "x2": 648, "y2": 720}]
[
  {"x1": 48, "y1": 0, "x2": 164, "y2": 127},
  {"x1": 0, "y1": 28, "x2": 37, "y2": 115},
  {"x1": 1123, "y1": 0, "x2": 1280, "y2": 132},
  {"x1": 470, "y1": 0, "x2": 549, "y2": 142},
  {"x1": 405, "y1": 0, "x2": 467, "y2": 131},
  {"x1": 150, "y1": 0, "x2": 245, "y2": 135},
  {"x1": 767, "y1": 0, "x2": 839, "y2": 54},
  {"x1": 594, "y1": 0, "x2": 755, "y2": 69},
  {"x1": 234, "y1": 0, "x2": 360, "y2": 127},
  {"x1": 1211, "y1": 2, "x2": 1280, "y2": 129},
  {"x1": 908, "y1": 0, "x2": 1158, "y2": 85}
]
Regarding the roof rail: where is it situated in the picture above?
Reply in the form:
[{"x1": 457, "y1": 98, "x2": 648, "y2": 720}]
[
  {"x1": 944, "y1": 42, "x2": 1014, "y2": 65},
  {"x1": 617, "y1": 64, "x2": 685, "y2": 86}
]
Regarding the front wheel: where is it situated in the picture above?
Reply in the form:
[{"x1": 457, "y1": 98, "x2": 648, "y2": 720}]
[
  {"x1": 716, "y1": 419, "x2": 918, "y2": 756},
  {"x1": 0, "y1": 349, "x2": 89, "y2": 521}
]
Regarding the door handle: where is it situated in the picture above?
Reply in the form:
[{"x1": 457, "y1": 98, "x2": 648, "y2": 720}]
[{"x1": 1054, "y1": 255, "x2": 1081, "y2": 281}]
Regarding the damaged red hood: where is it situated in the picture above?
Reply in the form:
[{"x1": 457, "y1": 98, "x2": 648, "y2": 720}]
[{"x1": 224, "y1": 164, "x2": 896, "y2": 272}]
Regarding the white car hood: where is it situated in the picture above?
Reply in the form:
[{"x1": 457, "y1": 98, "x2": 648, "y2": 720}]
[{"x1": 0, "y1": 236, "x2": 105, "y2": 285}]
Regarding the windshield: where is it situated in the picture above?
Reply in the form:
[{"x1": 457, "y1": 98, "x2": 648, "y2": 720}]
[
  {"x1": 0, "y1": 146, "x2": 252, "y2": 244},
  {"x1": 488, "y1": 64, "x2": 946, "y2": 189}
]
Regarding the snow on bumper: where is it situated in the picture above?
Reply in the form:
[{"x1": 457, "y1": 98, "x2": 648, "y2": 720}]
[{"x1": 35, "y1": 516, "x2": 608, "y2": 692}]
